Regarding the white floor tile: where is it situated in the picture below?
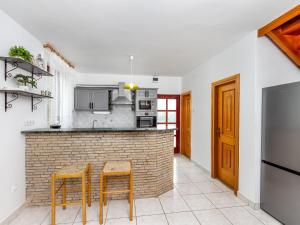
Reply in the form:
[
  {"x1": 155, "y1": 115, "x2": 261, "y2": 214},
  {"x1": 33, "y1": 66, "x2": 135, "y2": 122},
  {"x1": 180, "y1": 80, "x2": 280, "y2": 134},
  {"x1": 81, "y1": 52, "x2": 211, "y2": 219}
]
[
  {"x1": 194, "y1": 181, "x2": 223, "y2": 193},
  {"x1": 159, "y1": 196, "x2": 190, "y2": 213},
  {"x1": 174, "y1": 174, "x2": 192, "y2": 184},
  {"x1": 175, "y1": 183, "x2": 202, "y2": 195},
  {"x1": 9, "y1": 206, "x2": 50, "y2": 225},
  {"x1": 186, "y1": 172, "x2": 210, "y2": 182},
  {"x1": 105, "y1": 217, "x2": 137, "y2": 225},
  {"x1": 75, "y1": 202, "x2": 107, "y2": 222},
  {"x1": 221, "y1": 207, "x2": 264, "y2": 225},
  {"x1": 136, "y1": 214, "x2": 168, "y2": 225},
  {"x1": 194, "y1": 209, "x2": 231, "y2": 225},
  {"x1": 41, "y1": 205, "x2": 80, "y2": 225},
  {"x1": 135, "y1": 198, "x2": 163, "y2": 216},
  {"x1": 205, "y1": 192, "x2": 247, "y2": 208},
  {"x1": 244, "y1": 206, "x2": 282, "y2": 225},
  {"x1": 74, "y1": 221, "x2": 100, "y2": 225},
  {"x1": 183, "y1": 194, "x2": 215, "y2": 211},
  {"x1": 166, "y1": 211, "x2": 200, "y2": 225},
  {"x1": 212, "y1": 180, "x2": 233, "y2": 192},
  {"x1": 159, "y1": 188, "x2": 180, "y2": 198},
  {"x1": 107, "y1": 200, "x2": 135, "y2": 219}
]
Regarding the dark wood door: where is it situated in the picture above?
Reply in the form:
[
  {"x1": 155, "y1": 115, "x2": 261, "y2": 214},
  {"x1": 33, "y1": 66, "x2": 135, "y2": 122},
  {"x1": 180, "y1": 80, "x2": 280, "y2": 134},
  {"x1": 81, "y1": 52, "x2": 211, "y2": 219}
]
[
  {"x1": 217, "y1": 82, "x2": 236, "y2": 188},
  {"x1": 181, "y1": 92, "x2": 191, "y2": 158},
  {"x1": 157, "y1": 95, "x2": 180, "y2": 153}
]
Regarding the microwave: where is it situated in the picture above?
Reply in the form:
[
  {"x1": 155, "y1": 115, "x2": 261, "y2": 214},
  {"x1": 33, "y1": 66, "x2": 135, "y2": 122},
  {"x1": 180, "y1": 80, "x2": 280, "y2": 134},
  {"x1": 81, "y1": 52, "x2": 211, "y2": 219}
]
[
  {"x1": 138, "y1": 99, "x2": 156, "y2": 111},
  {"x1": 136, "y1": 116, "x2": 157, "y2": 128}
]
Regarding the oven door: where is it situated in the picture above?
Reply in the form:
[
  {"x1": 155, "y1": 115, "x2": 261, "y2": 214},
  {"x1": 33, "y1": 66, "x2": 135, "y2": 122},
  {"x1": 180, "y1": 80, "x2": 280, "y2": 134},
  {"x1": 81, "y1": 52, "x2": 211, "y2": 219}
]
[{"x1": 137, "y1": 116, "x2": 157, "y2": 128}]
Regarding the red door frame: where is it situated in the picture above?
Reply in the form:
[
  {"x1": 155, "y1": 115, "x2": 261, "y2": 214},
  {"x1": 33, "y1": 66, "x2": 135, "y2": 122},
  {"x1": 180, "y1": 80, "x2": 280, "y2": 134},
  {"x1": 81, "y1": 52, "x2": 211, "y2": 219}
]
[{"x1": 157, "y1": 94, "x2": 181, "y2": 153}]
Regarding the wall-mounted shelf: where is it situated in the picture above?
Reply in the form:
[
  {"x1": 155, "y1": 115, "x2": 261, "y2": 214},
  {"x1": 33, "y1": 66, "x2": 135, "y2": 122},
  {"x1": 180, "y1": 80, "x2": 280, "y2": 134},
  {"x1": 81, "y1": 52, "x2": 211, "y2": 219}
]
[
  {"x1": 0, "y1": 56, "x2": 54, "y2": 81},
  {"x1": 0, "y1": 89, "x2": 52, "y2": 112}
]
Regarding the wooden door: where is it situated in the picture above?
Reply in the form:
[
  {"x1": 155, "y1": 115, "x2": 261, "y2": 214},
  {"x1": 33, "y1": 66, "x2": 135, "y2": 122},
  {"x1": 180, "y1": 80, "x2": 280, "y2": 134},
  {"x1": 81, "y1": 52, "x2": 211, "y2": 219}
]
[
  {"x1": 217, "y1": 83, "x2": 236, "y2": 188},
  {"x1": 211, "y1": 74, "x2": 239, "y2": 193},
  {"x1": 157, "y1": 95, "x2": 180, "y2": 153},
  {"x1": 181, "y1": 92, "x2": 191, "y2": 158}
]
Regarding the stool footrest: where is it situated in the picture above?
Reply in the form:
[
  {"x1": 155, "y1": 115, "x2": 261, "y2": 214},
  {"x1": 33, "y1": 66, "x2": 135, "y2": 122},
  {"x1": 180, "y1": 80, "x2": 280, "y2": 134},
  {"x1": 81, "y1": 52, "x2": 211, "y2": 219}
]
[
  {"x1": 103, "y1": 189, "x2": 130, "y2": 194},
  {"x1": 56, "y1": 201, "x2": 81, "y2": 207}
]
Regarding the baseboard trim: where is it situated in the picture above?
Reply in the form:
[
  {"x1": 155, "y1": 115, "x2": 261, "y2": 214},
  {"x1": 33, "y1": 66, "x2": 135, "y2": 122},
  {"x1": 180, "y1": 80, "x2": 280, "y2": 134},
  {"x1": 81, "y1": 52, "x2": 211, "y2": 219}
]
[
  {"x1": 0, "y1": 203, "x2": 26, "y2": 225},
  {"x1": 190, "y1": 157, "x2": 261, "y2": 210},
  {"x1": 237, "y1": 192, "x2": 260, "y2": 209},
  {"x1": 191, "y1": 159, "x2": 210, "y2": 175}
]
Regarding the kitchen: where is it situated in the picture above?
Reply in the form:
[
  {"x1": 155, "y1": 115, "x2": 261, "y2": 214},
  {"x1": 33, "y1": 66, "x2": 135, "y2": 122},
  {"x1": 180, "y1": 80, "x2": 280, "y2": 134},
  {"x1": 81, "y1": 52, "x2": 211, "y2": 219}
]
[{"x1": 1, "y1": 2, "x2": 298, "y2": 225}]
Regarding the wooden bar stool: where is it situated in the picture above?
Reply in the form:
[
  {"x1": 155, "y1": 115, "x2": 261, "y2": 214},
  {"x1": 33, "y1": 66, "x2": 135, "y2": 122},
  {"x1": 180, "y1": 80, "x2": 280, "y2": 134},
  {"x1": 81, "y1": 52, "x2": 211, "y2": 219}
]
[
  {"x1": 99, "y1": 161, "x2": 133, "y2": 224},
  {"x1": 51, "y1": 163, "x2": 92, "y2": 225}
]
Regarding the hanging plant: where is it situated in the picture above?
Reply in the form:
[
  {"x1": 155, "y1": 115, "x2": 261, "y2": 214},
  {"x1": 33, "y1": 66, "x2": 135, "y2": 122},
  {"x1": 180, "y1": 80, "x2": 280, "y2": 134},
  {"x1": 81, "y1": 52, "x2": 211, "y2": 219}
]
[
  {"x1": 9, "y1": 46, "x2": 33, "y2": 62},
  {"x1": 14, "y1": 74, "x2": 37, "y2": 88}
]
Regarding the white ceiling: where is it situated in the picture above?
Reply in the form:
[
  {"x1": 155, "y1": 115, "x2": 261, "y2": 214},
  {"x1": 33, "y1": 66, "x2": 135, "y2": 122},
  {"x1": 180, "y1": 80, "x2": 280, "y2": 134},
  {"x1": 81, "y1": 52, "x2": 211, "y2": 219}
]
[{"x1": 0, "y1": 0, "x2": 299, "y2": 76}]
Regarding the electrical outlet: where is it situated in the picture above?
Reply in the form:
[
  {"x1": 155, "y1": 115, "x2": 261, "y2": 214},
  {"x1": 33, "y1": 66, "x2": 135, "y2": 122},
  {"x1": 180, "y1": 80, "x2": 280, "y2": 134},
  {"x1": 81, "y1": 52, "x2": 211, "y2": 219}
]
[
  {"x1": 25, "y1": 120, "x2": 35, "y2": 127},
  {"x1": 11, "y1": 185, "x2": 18, "y2": 193}
]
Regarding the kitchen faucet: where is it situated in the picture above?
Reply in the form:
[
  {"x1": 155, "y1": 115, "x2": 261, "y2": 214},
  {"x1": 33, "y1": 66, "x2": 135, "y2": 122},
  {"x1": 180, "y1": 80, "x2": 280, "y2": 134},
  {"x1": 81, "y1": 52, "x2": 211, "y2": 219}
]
[{"x1": 92, "y1": 120, "x2": 98, "y2": 129}]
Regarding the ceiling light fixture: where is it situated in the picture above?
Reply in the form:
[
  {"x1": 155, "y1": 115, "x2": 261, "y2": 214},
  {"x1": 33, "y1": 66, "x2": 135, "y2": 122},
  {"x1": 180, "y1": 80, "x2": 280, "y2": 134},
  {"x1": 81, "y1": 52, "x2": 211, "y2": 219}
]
[{"x1": 124, "y1": 55, "x2": 139, "y2": 90}]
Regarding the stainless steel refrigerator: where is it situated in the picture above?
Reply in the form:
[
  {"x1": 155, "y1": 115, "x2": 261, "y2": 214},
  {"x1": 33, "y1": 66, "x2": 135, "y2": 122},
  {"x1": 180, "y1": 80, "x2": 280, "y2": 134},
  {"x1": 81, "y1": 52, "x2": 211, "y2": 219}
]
[{"x1": 261, "y1": 82, "x2": 300, "y2": 225}]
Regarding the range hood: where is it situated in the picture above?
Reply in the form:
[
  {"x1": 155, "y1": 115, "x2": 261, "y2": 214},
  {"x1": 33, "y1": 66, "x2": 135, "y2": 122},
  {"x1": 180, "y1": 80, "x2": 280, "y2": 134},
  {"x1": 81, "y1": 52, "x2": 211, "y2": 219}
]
[{"x1": 111, "y1": 82, "x2": 133, "y2": 105}]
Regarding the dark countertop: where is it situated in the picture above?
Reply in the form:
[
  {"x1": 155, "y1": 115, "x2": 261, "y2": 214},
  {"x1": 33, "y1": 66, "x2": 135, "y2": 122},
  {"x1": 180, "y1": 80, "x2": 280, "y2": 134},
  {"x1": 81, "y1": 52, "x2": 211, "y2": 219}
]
[{"x1": 21, "y1": 127, "x2": 176, "y2": 134}]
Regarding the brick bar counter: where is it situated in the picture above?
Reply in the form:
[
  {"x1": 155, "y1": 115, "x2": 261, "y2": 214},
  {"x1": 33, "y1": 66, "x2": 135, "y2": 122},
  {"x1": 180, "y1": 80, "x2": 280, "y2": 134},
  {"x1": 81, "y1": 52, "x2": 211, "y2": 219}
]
[{"x1": 22, "y1": 128, "x2": 174, "y2": 206}]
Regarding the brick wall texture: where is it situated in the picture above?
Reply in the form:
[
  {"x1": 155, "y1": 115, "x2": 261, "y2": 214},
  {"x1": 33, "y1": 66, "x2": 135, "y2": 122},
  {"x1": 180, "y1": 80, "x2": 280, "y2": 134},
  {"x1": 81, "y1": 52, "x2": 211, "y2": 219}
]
[{"x1": 25, "y1": 130, "x2": 174, "y2": 206}]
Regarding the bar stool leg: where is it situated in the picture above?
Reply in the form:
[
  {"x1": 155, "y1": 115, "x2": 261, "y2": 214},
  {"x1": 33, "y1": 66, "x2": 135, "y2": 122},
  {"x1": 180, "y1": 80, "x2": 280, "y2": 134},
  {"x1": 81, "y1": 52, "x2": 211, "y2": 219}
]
[
  {"x1": 103, "y1": 176, "x2": 107, "y2": 206},
  {"x1": 87, "y1": 164, "x2": 92, "y2": 207},
  {"x1": 129, "y1": 172, "x2": 133, "y2": 221},
  {"x1": 99, "y1": 172, "x2": 104, "y2": 224},
  {"x1": 51, "y1": 174, "x2": 56, "y2": 225},
  {"x1": 82, "y1": 172, "x2": 87, "y2": 225},
  {"x1": 62, "y1": 179, "x2": 66, "y2": 209}
]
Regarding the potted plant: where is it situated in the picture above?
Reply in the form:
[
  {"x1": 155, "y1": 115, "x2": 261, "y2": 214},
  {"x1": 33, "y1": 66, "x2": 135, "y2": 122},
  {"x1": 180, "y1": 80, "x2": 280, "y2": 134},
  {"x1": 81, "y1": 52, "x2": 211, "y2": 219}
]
[
  {"x1": 9, "y1": 46, "x2": 33, "y2": 62},
  {"x1": 14, "y1": 74, "x2": 37, "y2": 91}
]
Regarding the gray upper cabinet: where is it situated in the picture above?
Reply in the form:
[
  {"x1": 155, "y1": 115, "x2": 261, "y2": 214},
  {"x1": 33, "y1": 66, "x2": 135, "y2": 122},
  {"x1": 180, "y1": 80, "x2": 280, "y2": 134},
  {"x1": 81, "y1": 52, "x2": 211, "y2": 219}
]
[
  {"x1": 92, "y1": 89, "x2": 109, "y2": 111},
  {"x1": 74, "y1": 88, "x2": 110, "y2": 111}
]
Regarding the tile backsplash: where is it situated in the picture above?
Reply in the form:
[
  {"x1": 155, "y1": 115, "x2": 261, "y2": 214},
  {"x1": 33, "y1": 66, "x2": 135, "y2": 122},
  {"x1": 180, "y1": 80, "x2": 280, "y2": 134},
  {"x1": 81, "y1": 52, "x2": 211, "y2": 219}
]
[{"x1": 73, "y1": 105, "x2": 135, "y2": 128}]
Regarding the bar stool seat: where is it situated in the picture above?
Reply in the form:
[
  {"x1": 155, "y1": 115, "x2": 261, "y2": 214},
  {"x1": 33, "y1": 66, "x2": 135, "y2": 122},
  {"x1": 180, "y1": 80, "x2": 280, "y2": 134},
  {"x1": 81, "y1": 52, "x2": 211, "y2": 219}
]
[
  {"x1": 56, "y1": 164, "x2": 88, "y2": 177},
  {"x1": 103, "y1": 161, "x2": 131, "y2": 174},
  {"x1": 51, "y1": 163, "x2": 92, "y2": 225},
  {"x1": 99, "y1": 161, "x2": 133, "y2": 224}
]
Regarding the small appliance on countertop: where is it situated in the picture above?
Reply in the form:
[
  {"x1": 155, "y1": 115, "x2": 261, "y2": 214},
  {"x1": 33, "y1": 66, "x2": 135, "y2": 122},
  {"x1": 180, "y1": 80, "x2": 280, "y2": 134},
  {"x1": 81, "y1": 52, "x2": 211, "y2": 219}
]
[
  {"x1": 50, "y1": 124, "x2": 61, "y2": 129},
  {"x1": 135, "y1": 88, "x2": 157, "y2": 128}
]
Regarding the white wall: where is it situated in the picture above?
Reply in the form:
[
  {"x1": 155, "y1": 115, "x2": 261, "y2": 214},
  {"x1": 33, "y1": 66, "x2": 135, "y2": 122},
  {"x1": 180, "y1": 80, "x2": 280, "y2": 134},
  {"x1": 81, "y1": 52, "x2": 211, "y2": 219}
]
[
  {"x1": 182, "y1": 32, "x2": 258, "y2": 203},
  {"x1": 0, "y1": 10, "x2": 77, "y2": 223},
  {"x1": 77, "y1": 73, "x2": 182, "y2": 94},
  {"x1": 0, "y1": 10, "x2": 47, "y2": 223}
]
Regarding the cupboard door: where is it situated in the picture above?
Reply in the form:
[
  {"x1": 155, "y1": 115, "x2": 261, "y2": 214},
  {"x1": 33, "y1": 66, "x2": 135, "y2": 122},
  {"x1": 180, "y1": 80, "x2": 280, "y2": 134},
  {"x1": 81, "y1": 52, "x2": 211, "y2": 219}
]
[
  {"x1": 92, "y1": 89, "x2": 109, "y2": 111},
  {"x1": 74, "y1": 88, "x2": 92, "y2": 111}
]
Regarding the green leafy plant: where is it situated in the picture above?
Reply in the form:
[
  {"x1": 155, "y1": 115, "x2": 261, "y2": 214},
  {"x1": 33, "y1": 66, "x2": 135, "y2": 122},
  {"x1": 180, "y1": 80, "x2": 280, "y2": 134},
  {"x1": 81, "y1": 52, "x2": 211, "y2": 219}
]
[
  {"x1": 9, "y1": 46, "x2": 33, "y2": 62},
  {"x1": 14, "y1": 74, "x2": 37, "y2": 88}
]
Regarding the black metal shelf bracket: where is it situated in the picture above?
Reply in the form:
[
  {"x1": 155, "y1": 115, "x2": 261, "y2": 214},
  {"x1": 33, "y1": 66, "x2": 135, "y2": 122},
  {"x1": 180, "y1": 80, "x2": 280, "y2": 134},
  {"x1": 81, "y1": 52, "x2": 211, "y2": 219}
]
[
  {"x1": 32, "y1": 97, "x2": 43, "y2": 111},
  {"x1": 5, "y1": 60, "x2": 18, "y2": 81},
  {"x1": 5, "y1": 92, "x2": 19, "y2": 111}
]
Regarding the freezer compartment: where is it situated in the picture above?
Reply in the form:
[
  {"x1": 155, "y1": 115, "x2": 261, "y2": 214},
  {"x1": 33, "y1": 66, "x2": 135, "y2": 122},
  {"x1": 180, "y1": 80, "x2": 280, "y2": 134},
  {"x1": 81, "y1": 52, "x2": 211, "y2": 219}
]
[{"x1": 261, "y1": 162, "x2": 300, "y2": 225}]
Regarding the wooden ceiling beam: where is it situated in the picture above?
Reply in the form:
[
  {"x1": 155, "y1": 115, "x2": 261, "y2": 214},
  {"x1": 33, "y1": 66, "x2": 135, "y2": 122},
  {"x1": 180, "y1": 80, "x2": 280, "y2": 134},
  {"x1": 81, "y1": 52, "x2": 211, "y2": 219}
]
[
  {"x1": 258, "y1": 5, "x2": 300, "y2": 37},
  {"x1": 43, "y1": 43, "x2": 75, "y2": 69}
]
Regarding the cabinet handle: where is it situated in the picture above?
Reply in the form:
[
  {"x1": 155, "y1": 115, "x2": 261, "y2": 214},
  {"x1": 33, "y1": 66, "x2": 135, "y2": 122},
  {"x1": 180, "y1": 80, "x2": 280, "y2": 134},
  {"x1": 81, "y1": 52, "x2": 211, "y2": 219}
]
[
  {"x1": 92, "y1": 102, "x2": 94, "y2": 109},
  {"x1": 89, "y1": 102, "x2": 91, "y2": 109}
]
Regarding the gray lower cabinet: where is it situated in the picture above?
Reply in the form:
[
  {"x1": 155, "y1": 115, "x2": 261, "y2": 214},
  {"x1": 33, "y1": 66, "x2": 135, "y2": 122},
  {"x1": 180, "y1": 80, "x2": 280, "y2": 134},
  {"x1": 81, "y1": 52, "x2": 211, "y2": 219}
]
[{"x1": 74, "y1": 88, "x2": 109, "y2": 111}]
